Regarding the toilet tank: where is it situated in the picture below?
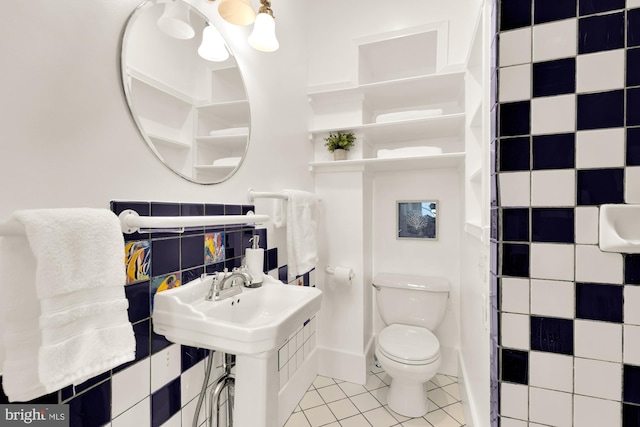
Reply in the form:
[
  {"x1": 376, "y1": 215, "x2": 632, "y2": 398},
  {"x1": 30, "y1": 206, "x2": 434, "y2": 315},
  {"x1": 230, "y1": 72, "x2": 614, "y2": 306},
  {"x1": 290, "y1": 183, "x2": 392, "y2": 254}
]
[{"x1": 373, "y1": 273, "x2": 449, "y2": 330}]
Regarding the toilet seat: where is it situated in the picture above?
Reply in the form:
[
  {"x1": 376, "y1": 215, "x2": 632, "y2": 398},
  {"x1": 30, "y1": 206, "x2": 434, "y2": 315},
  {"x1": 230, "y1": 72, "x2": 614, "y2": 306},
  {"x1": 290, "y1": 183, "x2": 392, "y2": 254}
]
[{"x1": 378, "y1": 324, "x2": 440, "y2": 365}]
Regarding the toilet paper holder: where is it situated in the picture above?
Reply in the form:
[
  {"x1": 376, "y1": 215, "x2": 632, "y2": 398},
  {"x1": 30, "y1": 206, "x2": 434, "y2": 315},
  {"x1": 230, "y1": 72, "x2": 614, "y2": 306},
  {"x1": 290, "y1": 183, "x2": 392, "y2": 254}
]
[{"x1": 325, "y1": 264, "x2": 355, "y2": 280}]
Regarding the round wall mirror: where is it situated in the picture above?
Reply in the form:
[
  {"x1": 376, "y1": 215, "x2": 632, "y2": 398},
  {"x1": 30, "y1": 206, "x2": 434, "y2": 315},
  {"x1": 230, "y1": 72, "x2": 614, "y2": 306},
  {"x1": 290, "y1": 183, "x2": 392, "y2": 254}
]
[{"x1": 121, "y1": 0, "x2": 251, "y2": 184}]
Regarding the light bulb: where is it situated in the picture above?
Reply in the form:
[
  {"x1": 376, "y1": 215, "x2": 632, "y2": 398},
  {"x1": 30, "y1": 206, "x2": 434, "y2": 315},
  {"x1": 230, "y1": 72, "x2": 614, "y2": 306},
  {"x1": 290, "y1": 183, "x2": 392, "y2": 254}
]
[
  {"x1": 157, "y1": 1, "x2": 195, "y2": 40},
  {"x1": 198, "y1": 25, "x2": 230, "y2": 62},
  {"x1": 248, "y1": 13, "x2": 279, "y2": 52}
]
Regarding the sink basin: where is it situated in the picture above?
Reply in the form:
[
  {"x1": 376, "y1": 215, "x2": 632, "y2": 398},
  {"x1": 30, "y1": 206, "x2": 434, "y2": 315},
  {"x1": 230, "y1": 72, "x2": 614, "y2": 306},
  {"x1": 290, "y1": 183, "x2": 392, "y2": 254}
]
[
  {"x1": 599, "y1": 204, "x2": 640, "y2": 253},
  {"x1": 152, "y1": 274, "x2": 322, "y2": 355}
]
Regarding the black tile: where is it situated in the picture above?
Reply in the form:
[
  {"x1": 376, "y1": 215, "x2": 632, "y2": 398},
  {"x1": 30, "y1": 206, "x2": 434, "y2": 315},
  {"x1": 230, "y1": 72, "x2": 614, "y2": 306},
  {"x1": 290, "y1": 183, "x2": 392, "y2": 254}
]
[
  {"x1": 499, "y1": 101, "x2": 531, "y2": 137},
  {"x1": 629, "y1": 49, "x2": 640, "y2": 88},
  {"x1": 181, "y1": 346, "x2": 210, "y2": 373},
  {"x1": 68, "y1": 380, "x2": 111, "y2": 427},
  {"x1": 577, "y1": 168, "x2": 625, "y2": 205},
  {"x1": 625, "y1": 365, "x2": 640, "y2": 405},
  {"x1": 628, "y1": 88, "x2": 640, "y2": 127},
  {"x1": 500, "y1": 0, "x2": 532, "y2": 30},
  {"x1": 225, "y1": 230, "x2": 242, "y2": 260},
  {"x1": 181, "y1": 266, "x2": 204, "y2": 285},
  {"x1": 628, "y1": 128, "x2": 640, "y2": 166},
  {"x1": 110, "y1": 200, "x2": 151, "y2": 242},
  {"x1": 204, "y1": 203, "x2": 225, "y2": 232},
  {"x1": 579, "y1": 0, "x2": 625, "y2": 16},
  {"x1": 151, "y1": 238, "x2": 180, "y2": 276},
  {"x1": 151, "y1": 202, "x2": 180, "y2": 217},
  {"x1": 577, "y1": 90, "x2": 624, "y2": 130},
  {"x1": 255, "y1": 228, "x2": 268, "y2": 249},
  {"x1": 534, "y1": 0, "x2": 576, "y2": 24},
  {"x1": 532, "y1": 133, "x2": 575, "y2": 170},
  {"x1": 125, "y1": 281, "x2": 150, "y2": 324},
  {"x1": 501, "y1": 243, "x2": 530, "y2": 277},
  {"x1": 532, "y1": 58, "x2": 576, "y2": 97},
  {"x1": 531, "y1": 208, "x2": 574, "y2": 243},
  {"x1": 530, "y1": 316, "x2": 574, "y2": 355},
  {"x1": 266, "y1": 248, "x2": 278, "y2": 272},
  {"x1": 501, "y1": 349, "x2": 529, "y2": 384},
  {"x1": 181, "y1": 235, "x2": 204, "y2": 270},
  {"x1": 225, "y1": 204, "x2": 243, "y2": 230},
  {"x1": 303, "y1": 271, "x2": 311, "y2": 286},
  {"x1": 499, "y1": 137, "x2": 530, "y2": 171},
  {"x1": 181, "y1": 203, "x2": 205, "y2": 235},
  {"x1": 576, "y1": 283, "x2": 623, "y2": 323},
  {"x1": 224, "y1": 257, "x2": 242, "y2": 270},
  {"x1": 279, "y1": 265, "x2": 289, "y2": 283},
  {"x1": 502, "y1": 208, "x2": 529, "y2": 242},
  {"x1": 491, "y1": 241, "x2": 499, "y2": 275},
  {"x1": 578, "y1": 12, "x2": 625, "y2": 54},
  {"x1": 623, "y1": 403, "x2": 640, "y2": 427},
  {"x1": 206, "y1": 261, "x2": 225, "y2": 275},
  {"x1": 626, "y1": 255, "x2": 640, "y2": 285},
  {"x1": 630, "y1": 8, "x2": 640, "y2": 48},
  {"x1": 491, "y1": 208, "x2": 499, "y2": 241},
  {"x1": 73, "y1": 372, "x2": 110, "y2": 396},
  {"x1": 242, "y1": 204, "x2": 255, "y2": 215},
  {"x1": 152, "y1": 377, "x2": 181, "y2": 427}
]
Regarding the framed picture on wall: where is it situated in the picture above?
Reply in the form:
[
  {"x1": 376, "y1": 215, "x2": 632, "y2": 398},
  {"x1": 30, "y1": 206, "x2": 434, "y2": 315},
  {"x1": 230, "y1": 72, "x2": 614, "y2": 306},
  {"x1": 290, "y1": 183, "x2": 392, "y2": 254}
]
[{"x1": 397, "y1": 200, "x2": 438, "y2": 240}]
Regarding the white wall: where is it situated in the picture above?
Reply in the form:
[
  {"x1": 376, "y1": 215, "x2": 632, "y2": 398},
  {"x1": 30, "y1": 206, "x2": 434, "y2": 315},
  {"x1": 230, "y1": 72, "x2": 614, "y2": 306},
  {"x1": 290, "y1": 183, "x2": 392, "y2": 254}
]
[
  {"x1": 306, "y1": 0, "x2": 483, "y2": 87},
  {"x1": 0, "y1": 0, "x2": 313, "y2": 220}
]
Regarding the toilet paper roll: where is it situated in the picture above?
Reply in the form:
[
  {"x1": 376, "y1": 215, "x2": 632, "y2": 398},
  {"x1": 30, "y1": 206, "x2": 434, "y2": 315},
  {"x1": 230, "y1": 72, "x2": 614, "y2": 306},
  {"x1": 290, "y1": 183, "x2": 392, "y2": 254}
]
[{"x1": 333, "y1": 266, "x2": 353, "y2": 286}]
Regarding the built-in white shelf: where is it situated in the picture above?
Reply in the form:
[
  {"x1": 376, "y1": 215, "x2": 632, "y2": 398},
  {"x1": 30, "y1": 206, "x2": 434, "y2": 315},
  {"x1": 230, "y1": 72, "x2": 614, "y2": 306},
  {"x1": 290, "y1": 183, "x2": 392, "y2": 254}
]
[
  {"x1": 309, "y1": 152, "x2": 464, "y2": 173},
  {"x1": 148, "y1": 133, "x2": 191, "y2": 150},
  {"x1": 310, "y1": 113, "x2": 465, "y2": 144},
  {"x1": 194, "y1": 164, "x2": 237, "y2": 173},
  {"x1": 197, "y1": 100, "x2": 250, "y2": 124},
  {"x1": 127, "y1": 66, "x2": 196, "y2": 105},
  {"x1": 195, "y1": 134, "x2": 248, "y2": 150}
]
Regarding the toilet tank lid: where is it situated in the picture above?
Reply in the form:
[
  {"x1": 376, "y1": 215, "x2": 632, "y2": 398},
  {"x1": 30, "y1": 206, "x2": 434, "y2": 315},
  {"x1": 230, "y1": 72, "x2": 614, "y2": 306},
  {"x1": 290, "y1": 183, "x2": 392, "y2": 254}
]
[{"x1": 373, "y1": 273, "x2": 449, "y2": 292}]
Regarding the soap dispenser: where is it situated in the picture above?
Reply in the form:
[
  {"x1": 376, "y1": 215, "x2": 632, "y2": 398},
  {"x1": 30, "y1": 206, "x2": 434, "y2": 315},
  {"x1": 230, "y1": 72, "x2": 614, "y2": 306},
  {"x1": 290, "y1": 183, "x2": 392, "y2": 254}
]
[{"x1": 245, "y1": 235, "x2": 264, "y2": 286}]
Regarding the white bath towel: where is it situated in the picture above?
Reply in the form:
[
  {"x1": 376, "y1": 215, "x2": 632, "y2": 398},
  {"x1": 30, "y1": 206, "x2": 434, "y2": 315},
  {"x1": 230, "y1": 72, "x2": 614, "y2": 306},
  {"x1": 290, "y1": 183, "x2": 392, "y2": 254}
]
[
  {"x1": 282, "y1": 190, "x2": 319, "y2": 278},
  {"x1": 0, "y1": 208, "x2": 135, "y2": 401}
]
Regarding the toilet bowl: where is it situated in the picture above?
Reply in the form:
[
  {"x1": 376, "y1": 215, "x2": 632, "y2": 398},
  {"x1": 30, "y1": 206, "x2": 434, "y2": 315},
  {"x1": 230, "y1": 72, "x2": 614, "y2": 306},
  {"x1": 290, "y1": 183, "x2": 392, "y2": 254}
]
[{"x1": 372, "y1": 273, "x2": 449, "y2": 417}]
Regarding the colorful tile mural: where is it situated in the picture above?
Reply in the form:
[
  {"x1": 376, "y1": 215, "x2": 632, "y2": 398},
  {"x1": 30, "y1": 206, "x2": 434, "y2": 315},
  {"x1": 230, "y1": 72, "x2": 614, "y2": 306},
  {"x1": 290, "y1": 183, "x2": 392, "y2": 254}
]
[
  {"x1": 150, "y1": 272, "x2": 181, "y2": 309},
  {"x1": 204, "y1": 232, "x2": 225, "y2": 265},
  {"x1": 124, "y1": 240, "x2": 150, "y2": 285}
]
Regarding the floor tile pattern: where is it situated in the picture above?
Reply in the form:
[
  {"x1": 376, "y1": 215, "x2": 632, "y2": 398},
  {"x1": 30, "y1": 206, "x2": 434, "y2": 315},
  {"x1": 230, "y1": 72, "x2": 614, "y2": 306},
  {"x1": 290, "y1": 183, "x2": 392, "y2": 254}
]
[{"x1": 284, "y1": 367, "x2": 465, "y2": 427}]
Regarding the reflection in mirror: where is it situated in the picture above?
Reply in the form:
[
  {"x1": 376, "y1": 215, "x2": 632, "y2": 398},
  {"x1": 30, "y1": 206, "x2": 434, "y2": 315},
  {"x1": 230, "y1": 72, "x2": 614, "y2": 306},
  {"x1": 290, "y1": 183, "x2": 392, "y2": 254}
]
[{"x1": 121, "y1": 0, "x2": 251, "y2": 184}]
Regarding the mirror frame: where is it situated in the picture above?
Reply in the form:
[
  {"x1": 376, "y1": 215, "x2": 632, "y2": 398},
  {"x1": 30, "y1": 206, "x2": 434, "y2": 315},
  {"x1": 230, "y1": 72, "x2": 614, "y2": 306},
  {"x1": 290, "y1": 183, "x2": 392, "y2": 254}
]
[{"x1": 119, "y1": 0, "x2": 251, "y2": 184}]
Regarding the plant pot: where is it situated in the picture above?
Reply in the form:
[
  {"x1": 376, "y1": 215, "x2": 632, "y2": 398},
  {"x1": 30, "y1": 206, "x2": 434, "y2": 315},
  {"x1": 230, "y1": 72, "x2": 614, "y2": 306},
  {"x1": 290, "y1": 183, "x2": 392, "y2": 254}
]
[{"x1": 333, "y1": 149, "x2": 347, "y2": 161}]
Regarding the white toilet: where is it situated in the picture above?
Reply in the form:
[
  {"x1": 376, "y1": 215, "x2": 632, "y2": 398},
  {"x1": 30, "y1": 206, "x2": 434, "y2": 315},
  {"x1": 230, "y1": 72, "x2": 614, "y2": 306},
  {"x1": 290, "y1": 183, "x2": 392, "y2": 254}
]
[{"x1": 373, "y1": 272, "x2": 449, "y2": 417}]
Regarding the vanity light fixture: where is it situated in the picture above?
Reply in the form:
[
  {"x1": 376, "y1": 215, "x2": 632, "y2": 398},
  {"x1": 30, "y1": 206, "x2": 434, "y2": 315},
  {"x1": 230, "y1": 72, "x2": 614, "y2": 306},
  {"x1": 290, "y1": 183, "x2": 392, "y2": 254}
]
[
  {"x1": 157, "y1": 0, "x2": 195, "y2": 39},
  {"x1": 248, "y1": 0, "x2": 279, "y2": 52},
  {"x1": 198, "y1": 24, "x2": 230, "y2": 62},
  {"x1": 217, "y1": 0, "x2": 256, "y2": 26}
]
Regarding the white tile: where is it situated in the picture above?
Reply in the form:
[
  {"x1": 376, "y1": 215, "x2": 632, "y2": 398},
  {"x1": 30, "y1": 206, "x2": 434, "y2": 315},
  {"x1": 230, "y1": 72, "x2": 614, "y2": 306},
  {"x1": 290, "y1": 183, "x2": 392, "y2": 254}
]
[
  {"x1": 576, "y1": 128, "x2": 625, "y2": 169},
  {"x1": 181, "y1": 393, "x2": 207, "y2": 427},
  {"x1": 362, "y1": 407, "x2": 398, "y2": 427},
  {"x1": 160, "y1": 413, "x2": 181, "y2": 427},
  {"x1": 350, "y1": 392, "x2": 383, "y2": 412},
  {"x1": 531, "y1": 170, "x2": 575, "y2": 207},
  {"x1": 428, "y1": 388, "x2": 458, "y2": 408},
  {"x1": 284, "y1": 411, "x2": 311, "y2": 427},
  {"x1": 299, "y1": 390, "x2": 325, "y2": 410},
  {"x1": 400, "y1": 417, "x2": 432, "y2": 427},
  {"x1": 364, "y1": 374, "x2": 388, "y2": 391},
  {"x1": 531, "y1": 95, "x2": 576, "y2": 135},
  {"x1": 500, "y1": 383, "x2": 528, "y2": 421},
  {"x1": 441, "y1": 383, "x2": 461, "y2": 401},
  {"x1": 533, "y1": 19, "x2": 577, "y2": 62},
  {"x1": 327, "y1": 398, "x2": 359, "y2": 420},
  {"x1": 574, "y1": 395, "x2": 621, "y2": 427},
  {"x1": 317, "y1": 384, "x2": 347, "y2": 403},
  {"x1": 501, "y1": 278, "x2": 530, "y2": 314},
  {"x1": 337, "y1": 381, "x2": 368, "y2": 397},
  {"x1": 530, "y1": 279, "x2": 574, "y2": 319},
  {"x1": 279, "y1": 364, "x2": 289, "y2": 389},
  {"x1": 111, "y1": 358, "x2": 150, "y2": 417},
  {"x1": 442, "y1": 402, "x2": 465, "y2": 424},
  {"x1": 577, "y1": 50, "x2": 625, "y2": 93},
  {"x1": 500, "y1": 28, "x2": 532, "y2": 67},
  {"x1": 297, "y1": 347, "x2": 304, "y2": 367},
  {"x1": 529, "y1": 387, "x2": 573, "y2": 427},
  {"x1": 499, "y1": 64, "x2": 531, "y2": 102},
  {"x1": 626, "y1": 167, "x2": 640, "y2": 203},
  {"x1": 500, "y1": 313, "x2": 530, "y2": 350},
  {"x1": 181, "y1": 360, "x2": 205, "y2": 408},
  {"x1": 500, "y1": 419, "x2": 528, "y2": 427},
  {"x1": 575, "y1": 207, "x2": 600, "y2": 245},
  {"x1": 303, "y1": 405, "x2": 337, "y2": 427},
  {"x1": 279, "y1": 343, "x2": 289, "y2": 369},
  {"x1": 340, "y1": 414, "x2": 374, "y2": 427},
  {"x1": 575, "y1": 320, "x2": 622, "y2": 363},
  {"x1": 624, "y1": 325, "x2": 640, "y2": 366},
  {"x1": 370, "y1": 386, "x2": 388, "y2": 406},
  {"x1": 630, "y1": 0, "x2": 640, "y2": 7},
  {"x1": 530, "y1": 243, "x2": 574, "y2": 281},
  {"x1": 574, "y1": 358, "x2": 622, "y2": 401},
  {"x1": 529, "y1": 351, "x2": 573, "y2": 393},
  {"x1": 625, "y1": 286, "x2": 640, "y2": 325},
  {"x1": 575, "y1": 244, "x2": 623, "y2": 284},
  {"x1": 313, "y1": 375, "x2": 335, "y2": 389},
  {"x1": 499, "y1": 172, "x2": 530, "y2": 207},
  {"x1": 112, "y1": 397, "x2": 150, "y2": 427},
  {"x1": 151, "y1": 344, "x2": 181, "y2": 393}
]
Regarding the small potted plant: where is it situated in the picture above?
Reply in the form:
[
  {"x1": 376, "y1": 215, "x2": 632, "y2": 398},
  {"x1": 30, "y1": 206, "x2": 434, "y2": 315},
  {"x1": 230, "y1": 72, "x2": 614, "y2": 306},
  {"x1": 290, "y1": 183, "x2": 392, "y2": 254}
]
[{"x1": 324, "y1": 131, "x2": 355, "y2": 161}]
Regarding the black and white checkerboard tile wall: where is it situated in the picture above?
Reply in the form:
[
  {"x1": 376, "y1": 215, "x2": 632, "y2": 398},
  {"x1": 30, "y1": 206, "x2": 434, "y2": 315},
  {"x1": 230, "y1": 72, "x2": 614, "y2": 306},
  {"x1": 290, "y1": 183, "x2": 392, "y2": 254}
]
[{"x1": 494, "y1": 1, "x2": 640, "y2": 426}]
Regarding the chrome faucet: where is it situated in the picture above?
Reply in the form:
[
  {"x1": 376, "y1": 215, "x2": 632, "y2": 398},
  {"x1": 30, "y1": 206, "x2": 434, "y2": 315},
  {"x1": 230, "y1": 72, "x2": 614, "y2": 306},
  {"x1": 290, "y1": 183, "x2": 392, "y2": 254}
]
[{"x1": 205, "y1": 267, "x2": 253, "y2": 301}]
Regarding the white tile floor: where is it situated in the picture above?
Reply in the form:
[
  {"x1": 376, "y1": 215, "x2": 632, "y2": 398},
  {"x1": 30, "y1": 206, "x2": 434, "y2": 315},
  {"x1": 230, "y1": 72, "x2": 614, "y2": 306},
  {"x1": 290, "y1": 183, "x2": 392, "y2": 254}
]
[{"x1": 283, "y1": 366, "x2": 466, "y2": 427}]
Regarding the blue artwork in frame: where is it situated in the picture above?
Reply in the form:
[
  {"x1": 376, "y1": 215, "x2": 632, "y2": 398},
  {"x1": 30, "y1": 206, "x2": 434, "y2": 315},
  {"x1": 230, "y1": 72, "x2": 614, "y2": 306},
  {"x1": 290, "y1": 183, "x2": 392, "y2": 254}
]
[{"x1": 397, "y1": 200, "x2": 438, "y2": 240}]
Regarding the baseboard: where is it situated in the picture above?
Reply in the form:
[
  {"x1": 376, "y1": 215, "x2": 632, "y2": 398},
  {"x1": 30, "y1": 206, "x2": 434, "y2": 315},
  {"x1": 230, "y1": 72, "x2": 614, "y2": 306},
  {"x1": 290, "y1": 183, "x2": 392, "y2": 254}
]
[
  {"x1": 278, "y1": 349, "x2": 318, "y2": 427},
  {"x1": 316, "y1": 344, "x2": 370, "y2": 385},
  {"x1": 458, "y1": 351, "x2": 481, "y2": 427}
]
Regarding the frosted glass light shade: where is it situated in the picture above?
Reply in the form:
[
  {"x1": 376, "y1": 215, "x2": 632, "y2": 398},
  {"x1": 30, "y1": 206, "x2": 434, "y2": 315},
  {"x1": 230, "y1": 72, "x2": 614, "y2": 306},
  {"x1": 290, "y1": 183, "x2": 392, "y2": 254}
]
[
  {"x1": 198, "y1": 25, "x2": 230, "y2": 62},
  {"x1": 248, "y1": 13, "x2": 279, "y2": 52},
  {"x1": 157, "y1": 1, "x2": 195, "y2": 39},
  {"x1": 218, "y1": 0, "x2": 256, "y2": 26}
]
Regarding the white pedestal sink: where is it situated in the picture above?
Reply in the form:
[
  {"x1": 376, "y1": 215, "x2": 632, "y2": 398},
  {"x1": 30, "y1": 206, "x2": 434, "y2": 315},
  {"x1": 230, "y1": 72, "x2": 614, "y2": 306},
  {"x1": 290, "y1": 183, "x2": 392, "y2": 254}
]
[{"x1": 152, "y1": 274, "x2": 322, "y2": 427}]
